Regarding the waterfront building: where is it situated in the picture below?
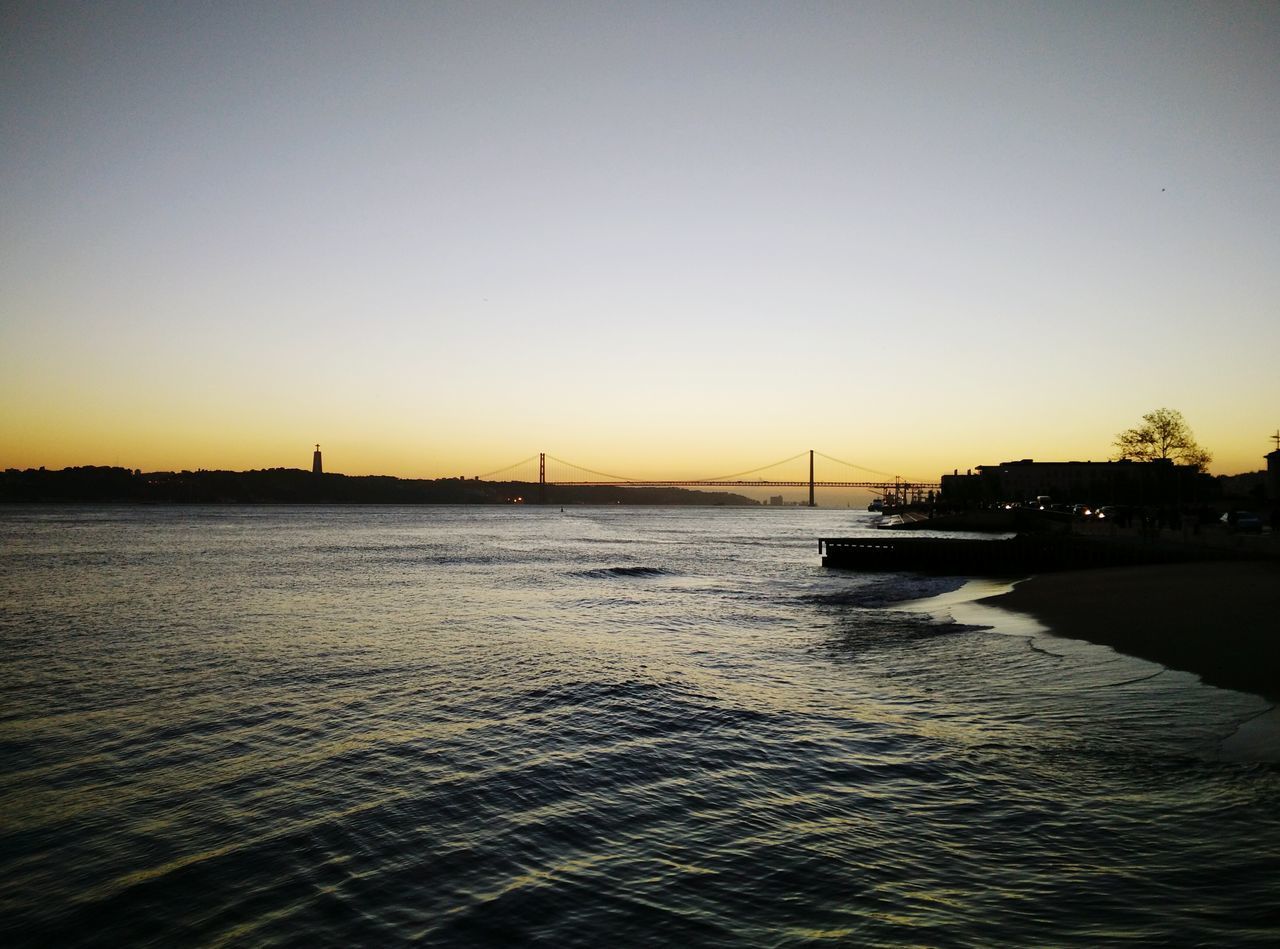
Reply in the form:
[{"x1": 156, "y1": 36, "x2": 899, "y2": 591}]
[
  {"x1": 940, "y1": 458, "x2": 1206, "y2": 507},
  {"x1": 1266, "y1": 433, "x2": 1279, "y2": 502}
]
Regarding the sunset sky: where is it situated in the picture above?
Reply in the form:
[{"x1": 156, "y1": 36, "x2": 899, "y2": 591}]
[{"x1": 3, "y1": 1, "x2": 1277, "y2": 493}]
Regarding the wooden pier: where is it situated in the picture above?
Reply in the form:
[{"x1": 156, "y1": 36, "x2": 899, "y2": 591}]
[{"x1": 818, "y1": 533, "x2": 1259, "y2": 576}]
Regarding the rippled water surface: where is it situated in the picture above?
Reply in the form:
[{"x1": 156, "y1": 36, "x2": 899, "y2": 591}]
[{"x1": 2, "y1": 505, "x2": 1278, "y2": 946}]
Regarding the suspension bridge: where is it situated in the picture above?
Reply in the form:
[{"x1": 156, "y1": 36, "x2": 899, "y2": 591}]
[{"x1": 474, "y1": 450, "x2": 940, "y2": 507}]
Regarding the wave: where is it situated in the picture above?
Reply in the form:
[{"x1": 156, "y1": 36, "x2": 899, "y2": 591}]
[
  {"x1": 801, "y1": 574, "x2": 968, "y2": 609},
  {"x1": 572, "y1": 566, "x2": 675, "y2": 580}
]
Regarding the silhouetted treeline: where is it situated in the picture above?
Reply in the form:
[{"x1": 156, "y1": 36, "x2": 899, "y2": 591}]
[{"x1": 0, "y1": 466, "x2": 760, "y2": 506}]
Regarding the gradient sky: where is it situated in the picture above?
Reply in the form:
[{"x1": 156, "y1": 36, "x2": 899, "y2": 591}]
[{"x1": 3, "y1": 1, "x2": 1277, "y2": 494}]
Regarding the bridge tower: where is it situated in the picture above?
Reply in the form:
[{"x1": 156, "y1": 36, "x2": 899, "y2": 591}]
[
  {"x1": 539, "y1": 452, "x2": 546, "y2": 505},
  {"x1": 809, "y1": 449, "x2": 815, "y2": 507}
]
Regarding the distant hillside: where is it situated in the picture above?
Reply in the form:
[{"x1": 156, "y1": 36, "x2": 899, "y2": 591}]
[{"x1": 0, "y1": 466, "x2": 760, "y2": 506}]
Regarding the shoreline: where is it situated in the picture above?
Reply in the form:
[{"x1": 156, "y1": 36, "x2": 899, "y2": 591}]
[
  {"x1": 895, "y1": 566, "x2": 1280, "y2": 762},
  {"x1": 977, "y1": 561, "x2": 1280, "y2": 703}
]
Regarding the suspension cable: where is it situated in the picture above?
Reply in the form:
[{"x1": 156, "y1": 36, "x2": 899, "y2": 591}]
[
  {"x1": 813, "y1": 451, "x2": 898, "y2": 479},
  {"x1": 476, "y1": 455, "x2": 538, "y2": 480},
  {"x1": 693, "y1": 451, "x2": 810, "y2": 482},
  {"x1": 544, "y1": 455, "x2": 638, "y2": 482}
]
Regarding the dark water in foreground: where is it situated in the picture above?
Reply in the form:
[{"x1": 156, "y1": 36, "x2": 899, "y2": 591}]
[{"x1": 2, "y1": 505, "x2": 1278, "y2": 947}]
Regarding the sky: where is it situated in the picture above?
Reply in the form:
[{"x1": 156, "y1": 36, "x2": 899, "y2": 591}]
[{"x1": 3, "y1": 0, "x2": 1278, "y2": 496}]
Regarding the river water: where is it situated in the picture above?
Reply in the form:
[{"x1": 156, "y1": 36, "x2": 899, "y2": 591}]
[{"x1": 2, "y1": 505, "x2": 1277, "y2": 946}]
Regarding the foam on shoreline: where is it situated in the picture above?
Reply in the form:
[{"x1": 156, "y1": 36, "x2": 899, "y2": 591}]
[{"x1": 894, "y1": 570, "x2": 1280, "y2": 764}]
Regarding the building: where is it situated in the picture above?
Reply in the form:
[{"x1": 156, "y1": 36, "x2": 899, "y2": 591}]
[
  {"x1": 940, "y1": 458, "x2": 1207, "y2": 507},
  {"x1": 1267, "y1": 437, "x2": 1280, "y2": 502}
]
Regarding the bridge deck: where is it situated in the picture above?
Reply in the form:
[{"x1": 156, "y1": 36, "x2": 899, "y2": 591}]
[{"x1": 549, "y1": 480, "x2": 940, "y2": 489}]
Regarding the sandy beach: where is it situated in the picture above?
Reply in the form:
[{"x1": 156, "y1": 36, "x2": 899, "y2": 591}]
[{"x1": 982, "y1": 561, "x2": 1280, "y2": 702}]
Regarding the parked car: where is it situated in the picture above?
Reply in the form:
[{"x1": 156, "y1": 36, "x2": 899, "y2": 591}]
[
  {"x1": 1221, "y1": 510, "x2": 1264, "y2": 533},
  {"x1": 1095, "y1": 505, "x2": 1131, "y2": 524}
]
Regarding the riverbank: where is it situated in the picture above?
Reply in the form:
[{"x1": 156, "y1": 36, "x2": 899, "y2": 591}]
[
  {"x1": 980, "y1": 561, "x2": 1280, "y2": 702},
  {"x1": 0, "y1": 467, "x2": 760, "y2": 505}
]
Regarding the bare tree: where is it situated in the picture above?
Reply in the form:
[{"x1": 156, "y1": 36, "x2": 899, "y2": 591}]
[{"x1": 1114, "y1": 408, "x2": 1211, "y2": 471}]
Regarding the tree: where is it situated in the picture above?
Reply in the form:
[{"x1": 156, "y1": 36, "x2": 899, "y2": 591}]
[{"x1": 1113, "y1": 408, "x2": 1211, "y2": 471}]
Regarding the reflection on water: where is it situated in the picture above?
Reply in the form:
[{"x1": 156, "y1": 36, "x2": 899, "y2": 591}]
[{"x1": 1, "y1": 505, "x2": 1277, "y2": 947}]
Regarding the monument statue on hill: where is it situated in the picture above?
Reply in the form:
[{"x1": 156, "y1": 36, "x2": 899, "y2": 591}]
[{"x1": 312, "y1": 444, "x2": 323, "y2": 475}]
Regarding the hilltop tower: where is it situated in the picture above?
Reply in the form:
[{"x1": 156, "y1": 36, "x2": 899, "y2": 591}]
[{"x1": 312, "y1": 443, "x2": 323, "y2": 475}]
